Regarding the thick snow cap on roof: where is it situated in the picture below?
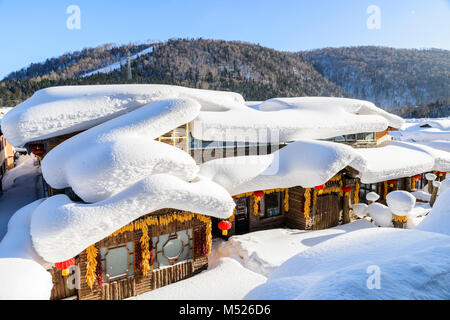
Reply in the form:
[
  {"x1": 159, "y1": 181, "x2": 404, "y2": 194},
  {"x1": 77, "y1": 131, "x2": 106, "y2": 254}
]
[
  {"x1": 199, "y1": 140, "x2": 357, "y2": 195},
  {"x1": 245, "y1": 228, "x2": 450, "y2": 300},
  {"x1": 1, "y1": 84, "x2": 245, "y2": 147},
  {"x1": 393, "y1": 118, "x2": 450, "y2": 143},
  {"x1": 42, "y1": 98, "x2": 200, "y2": 203},
  {"x1": 31, "y1": 174, "x2": 235, "y2": 262},
  {"x1": 350, "y1": 141, "x2": 450, "y2": 184},
  {"x1": 192, "y1": 97, "x2": 404, "y2": 143}
]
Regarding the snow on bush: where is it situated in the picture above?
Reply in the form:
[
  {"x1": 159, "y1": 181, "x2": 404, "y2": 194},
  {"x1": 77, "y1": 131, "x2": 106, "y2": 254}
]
[
  {"x1": 367, "y1": 203, "x2": 393, "y2": 227},
  {"x1": 351, "y1": 203, "x2": 368, "y2": 218},
  {"x1": 42, "y1": 98, "x2": 200, "y2": 203},
  {"x1": 386, "y1": 191, "x2": 416, "y2": 216},
  {"x1": 245, "y1": 228, "x2": 450, "y2": 300},
  {"x1": 31, "y1": 175, "x2": 235, "y2": 262}
]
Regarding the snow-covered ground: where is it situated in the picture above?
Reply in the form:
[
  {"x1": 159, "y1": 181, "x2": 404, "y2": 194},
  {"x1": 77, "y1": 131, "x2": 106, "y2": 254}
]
[
  {"x1": 0, "y1": 156, "x2": 42, "y2": 241},
  {"x1": 129, "y1": 220, "x2": 376, "y2": 300}
]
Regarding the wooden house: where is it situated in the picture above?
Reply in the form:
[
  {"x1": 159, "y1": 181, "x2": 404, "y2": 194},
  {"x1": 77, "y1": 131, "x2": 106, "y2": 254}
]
[{"x1": 0, "y1": 130, "x2": 15, "y2": 191}]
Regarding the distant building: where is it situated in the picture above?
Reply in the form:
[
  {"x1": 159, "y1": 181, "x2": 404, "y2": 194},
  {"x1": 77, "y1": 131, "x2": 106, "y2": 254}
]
[{"x1": 0, "y1": 108, "x2": 15, "y2": 191}]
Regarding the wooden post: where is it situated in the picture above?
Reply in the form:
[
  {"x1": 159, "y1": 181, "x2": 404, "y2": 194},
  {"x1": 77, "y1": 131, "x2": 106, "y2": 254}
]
[
  {"x1": 428, "y1": 180, "x2": 434, "y2": 194},
  {"x1": 342, "y1": 192, "x2": 351, "y2": 224},
  {"x1": 405, "y1": 177, "x2": 412, "y2": 192},
  {"x1": 430, "y1": 185, "x2": 439, "y2": 207}
]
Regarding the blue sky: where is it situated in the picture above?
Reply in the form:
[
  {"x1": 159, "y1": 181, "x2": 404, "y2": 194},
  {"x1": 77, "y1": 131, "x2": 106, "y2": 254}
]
[{"x1": 0, "y1": 0, "x2": 449, "y2": 79}]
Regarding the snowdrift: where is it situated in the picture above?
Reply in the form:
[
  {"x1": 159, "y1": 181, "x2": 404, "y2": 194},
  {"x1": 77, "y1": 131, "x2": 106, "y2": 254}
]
[
  {"x1": 417, "y1": 188, "x2": 450, "y2": 236},
  {"x1": 245, "y1": 228, "x2": 450, "y2": 300}
]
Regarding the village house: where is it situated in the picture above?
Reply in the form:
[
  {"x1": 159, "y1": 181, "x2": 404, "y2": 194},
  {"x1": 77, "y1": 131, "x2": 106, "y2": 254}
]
[{"x1": 2, "y1": 85, "x2": 449, "y2": 300}]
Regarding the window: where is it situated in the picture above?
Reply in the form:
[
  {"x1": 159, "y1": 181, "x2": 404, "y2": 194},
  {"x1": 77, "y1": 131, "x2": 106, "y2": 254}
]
[
  {"x1": 100, "y1": 242, "x2": 134, "y2": 283},
  {"x1": 260, "y1": 193, "x2": 282, "y2": 219},
  {"x1": 359, "y1": 183, "x2": 378, "y2": 203},
  {"x1": 152, "y1": 229, "x2": 193, "y2": 269}
]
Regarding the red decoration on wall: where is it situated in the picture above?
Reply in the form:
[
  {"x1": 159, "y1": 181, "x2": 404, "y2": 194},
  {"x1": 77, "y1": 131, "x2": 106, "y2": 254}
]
[
  {"x1": 96, "y1": 253, "x2": 103, "y2": 289},
  {"x1": 135, "y1": 241, "x2": 142, "y2": 271},
  {"x1": 387, "y1": 180, "x2": 398, "y2": 185},
  {"x1": 55, "y1": 258, "x2": 75, "y2": 270},
  {"x1": 149, "y1": 238, "x2": 155, "y2": 266},
  {"x1": 254, "y1": 191, "x2": 264, "y2": 198},
  {"x1": 31, "y1": 144, "x2": 46, "y2": 157},
  {"x1": 413, "y1": 174, "x2": 422, "y2": 179},
  {"x1": 342, "y1": 187, "x2": 353, "y2": 193},
  {"x1": 314, "y1": 184, "x2": 326, "y2": 191}
]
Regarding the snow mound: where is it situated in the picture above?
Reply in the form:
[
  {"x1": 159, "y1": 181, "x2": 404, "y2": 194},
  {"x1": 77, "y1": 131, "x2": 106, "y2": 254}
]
[
  {"x1": 352, "y1": 203, "x2": 368, "y2": 218},
  {"x1": 0, "y1": 258, "x2": 53, "y2": 300},
  {"x1": 366, "y1": 192, "x2": 380, "y2": 202},
  {"x1": 31, "y1": 174, "x2": 235, "y2": 262},
  {"x1": 42, "y1": 98, "x2": 200, "y2": 202},
  {"x1": 417, "y1": 188, "x2": 450, "y2": 236},
  {"x1": 209, "y1": 221, "x2": 376, "y2": 277},
  {"x1": 439, "y1": 178, "x2": 450, "y2": 194},
  {"x1": 245, "y1": 228, "x2": 450, "y2": 300},
  {"x1": 367, "y1": 203, "x2": 393, "y2": 227},
  {"x1": 386, "y1": 191, "x2": 416, "y2": 216},
  {"x1": 426, "y1": 173, "x2": 437, "y2": 181},
  {"x1": 192, "y1": 97, "x2": 403, "y2": 143},
  {"x1": 130, "y1": 258, "x2": 266, "y2": 300},
  {"x1": 1, "y1": 84, "x2": 245, "y2": 147},
  {"x1": 199, "y1": 140, "x2": 357, "y2": 195}
]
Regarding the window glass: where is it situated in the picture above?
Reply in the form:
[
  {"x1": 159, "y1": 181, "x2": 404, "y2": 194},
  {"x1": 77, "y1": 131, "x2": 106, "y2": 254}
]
[
  {"x1": 153, "y1": 229, "x2": 193, "y2": 269},
  {"x1": 345, "y1": 134, "x2": 356, "y2": 142},
  {"x1": 261, "y1": 193, "x2": 282, "y2": 218},
  {"x1": 334, "y1": 136, "x2": 345, "y2": 142},
  {"x1": 101, "y1": 242, "x2": 134, "y2": 282}
]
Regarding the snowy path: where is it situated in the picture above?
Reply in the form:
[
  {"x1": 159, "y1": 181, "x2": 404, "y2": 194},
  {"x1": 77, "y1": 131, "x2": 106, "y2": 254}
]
[
  {"x1": 129, "y1": 220, "x2": 375, "y2": 300},
  {"x1": 0, "y1": 156, "x2": 42, "y2": 240}
]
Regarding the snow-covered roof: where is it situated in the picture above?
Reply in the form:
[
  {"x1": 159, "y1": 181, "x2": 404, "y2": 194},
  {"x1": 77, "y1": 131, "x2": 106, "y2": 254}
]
[
  {"x1": 1, "y1": 84, "x2": 245, "y2": 147},
  {"x1": 2, "y1": 85, "x2": 403, "y2": 147},
  {"x1": 192, "y1": 97, "x2": 404, "y2": 143},
  {"x1": 391, "y1": 117, "x2": 450, "y2": 143},
  {"x1": 199, "y1": 140, "x2": 356, "y2": 195}
]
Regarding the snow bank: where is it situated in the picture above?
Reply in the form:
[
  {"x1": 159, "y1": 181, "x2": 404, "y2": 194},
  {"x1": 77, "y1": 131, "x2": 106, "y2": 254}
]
[
  {"x1": 31, "y1": 174, "x2": 235, "y2": 262},
  {"x1": 192, "y1": 97, "x2": 403, "y2": 143},
  {"x1": 367, "y1": 203, "x2": 393, "y2": 227},
  {"x1": 209, "y1": 221, "x2": 375, "y2": 277},
  {"x1": 130, "y1": 258, "x2": 266, "y2": 300},
  {"x1": 1, "y1": 84, "x2": 245, "y2": 147},
  {"x1": 199, "y1": 140, "x2": 357, "y2": 195},
  {"x1": 245, "y1": 228, "x2": 450, "y2": 300},
  {"x1": 351, "y1": 203, "x2": 368, "y2": 218},
  {"x1": 417, "y1": 188, "x2": 450, "y2": 236},
  {"x1": 42, "y1": 98, "x2": 200, "y2": 202},
  {"x1": 0, "y1": 258, "x2": 53, "y2": 300}
]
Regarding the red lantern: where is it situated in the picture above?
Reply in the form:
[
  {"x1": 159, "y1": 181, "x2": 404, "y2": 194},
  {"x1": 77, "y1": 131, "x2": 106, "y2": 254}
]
[
  {"x1": 218, "y1": 221, "x2": 232, "y2": 236},
  {"x1": 342, "y1": 187, "x2": 353, "y2": 193},
  {"x1": 55, "y1": 258, "x2": 75, "y2": 276},
  {"x1": 254, "y1": 191, "x2": 264, "y2": 198},
  {"x1": 314, "y1": 184, "x2": 326, "y2": 191},
  {"x1": 413, "y1": 174, "x2": 422, "y2": 180},
  {"x1": 387, "y1": 180, "x2": 397, "y2": 187},
  {"x1": 31, "y1": 144, "x2": 46, "y2": 157}
]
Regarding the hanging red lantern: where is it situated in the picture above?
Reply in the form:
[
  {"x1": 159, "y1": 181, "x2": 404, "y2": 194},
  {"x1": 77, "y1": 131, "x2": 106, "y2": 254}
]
[
  {"x1": 387, "y1": 180, "x2": 398, "y2": 187},
  {"x1": 254, "y1": 191, "x2": 264, "y2": 198},
  {"x1": 55, "y1": 258, "x2": 75, "y2": 277},
  {"x1": 342, "y1": 186, "x2": 353, "y2": 193},
  {"x1": 413, "y1": 174, "x2": 422, "y2": 180},
  {"x1": 31, "y1": 144, "x2": 46, "y2": 157},
  {"x1": 218, "y1": 221, "x2": 232, "y2": 236},
  {"x1": 314, "y1": 184, "x2": 326, "y2": 191}
]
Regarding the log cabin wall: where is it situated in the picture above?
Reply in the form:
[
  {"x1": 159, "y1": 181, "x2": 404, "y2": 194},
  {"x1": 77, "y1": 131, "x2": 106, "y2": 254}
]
[{"x1": 50, "y1": 209, "x2": 209, "y2": 300}]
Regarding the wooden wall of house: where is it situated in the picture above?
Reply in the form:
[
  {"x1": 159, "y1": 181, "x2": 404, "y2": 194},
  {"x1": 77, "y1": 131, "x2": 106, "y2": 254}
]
[{"x1": 50, "y1": 210, "x2": 209, "y2": 300}]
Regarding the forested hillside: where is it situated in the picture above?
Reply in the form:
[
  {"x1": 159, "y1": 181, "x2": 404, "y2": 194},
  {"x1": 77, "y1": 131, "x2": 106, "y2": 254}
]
[{"x1": 1, "y1": 39, "x2": 448, "y2": 116}]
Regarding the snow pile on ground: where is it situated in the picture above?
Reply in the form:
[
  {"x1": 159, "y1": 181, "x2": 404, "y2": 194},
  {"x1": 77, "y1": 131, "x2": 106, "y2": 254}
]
[
  {"x1": 192, "y1": 97, "x2": 403, "y2": 143},
  {"x1": 31, "y1": 174, "x2": 234, "y2": 262},
  {"x1": 209, "y1": 220, "x2": 375, "y2": 277},
  {"x1": 417, "y1": 188, "x2": 450, "y2": 236},
  {"x1": 130, "y1": 258, "x2": 266, "y2": 300},
  {"x1": 199, "y1": 140, "x2": 357, "y2": 195},
  {"x1": 42, "y1": 98, "x2": 201, "y2": 202},
  {"x1": 245, "y1": 228, "x2": 450, "y2": 300},
  {"x1": 0, "y1": 258, "x2": 53, "y2": 300},
  {"x1": 1, "y1": 84, "x2": 245, "y2": 147}
]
